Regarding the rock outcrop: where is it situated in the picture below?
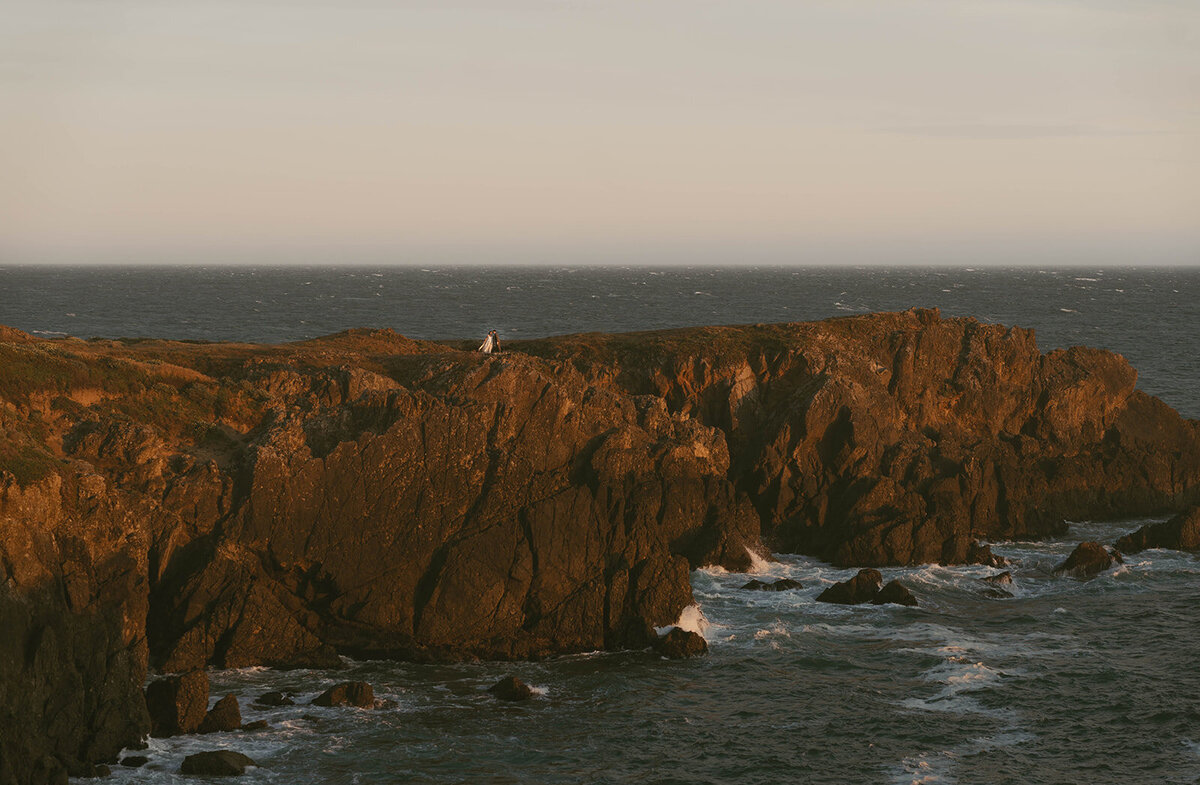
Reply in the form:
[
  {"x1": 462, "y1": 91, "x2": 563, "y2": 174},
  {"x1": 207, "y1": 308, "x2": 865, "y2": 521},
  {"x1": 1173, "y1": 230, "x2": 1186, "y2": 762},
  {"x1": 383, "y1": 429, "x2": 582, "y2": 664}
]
[
  {"x1": 3, "y1": 312, "x2": 1200, "y2": 783},
  {"x1": 1053, "y1": 542, "x2": 1123, "y2": 579},
  {"x1": 652, "y1": 627, "x2": 708, "y2": 659},
  {"x1": 816, "y1": 569, "x2": 884, "y2": 605},
  {"x1": 487, "y1": 676, "x2": 534, "y2": 701},
  {"x1": 740, "y1": 578, "x2": 803, "y2": 591},
  {"x1": 145, "y1": 670, "x2": 209, "y2": 737},
  {"x1": 1114, "y1": 507, "x2": 1200, "y2": 554},
  {"x1": 871, "y1": 580, "x2": 918, "y2": 607},
  {"x1": 311, "y1": 682, "x2": 374, "y2": 709},
  {"x1": 197, "y1": 695, "x2": 242, "y2": 734}
]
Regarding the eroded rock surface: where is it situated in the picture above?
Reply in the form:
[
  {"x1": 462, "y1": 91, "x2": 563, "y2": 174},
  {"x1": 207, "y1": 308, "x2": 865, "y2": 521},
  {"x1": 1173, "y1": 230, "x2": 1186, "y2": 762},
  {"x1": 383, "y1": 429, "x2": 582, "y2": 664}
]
[
  {"x1": 145, "y1": 670, "x2": 209, "y2": 737},
  {"x1": 1115, "y1": 507, "x2": 1200, "y2": 554},
  {"x1": 487, "y1": 676, "x2": 534, "y2": 701},
  {"x1": 197, "y1": 695, "x2": 242, "y2": 734},
  {"x1": 871, "y1": 580, "x2": 919, "y2": 607},
  {"x1": 652, "y1": 627, "x2": 708, "y2": 659},
  {"x1": 311, "y1": 682, "x2": 374, "y2": 709},
  {"x1": 4, "y1": 313, "x2": 1200, "y2": 783},
  {"x1": 1053, "y1": 542, "x2": 1123, "y2": 579},
  {"x1": 816, "y1": 569, "x2": 884, "y2": 605}
]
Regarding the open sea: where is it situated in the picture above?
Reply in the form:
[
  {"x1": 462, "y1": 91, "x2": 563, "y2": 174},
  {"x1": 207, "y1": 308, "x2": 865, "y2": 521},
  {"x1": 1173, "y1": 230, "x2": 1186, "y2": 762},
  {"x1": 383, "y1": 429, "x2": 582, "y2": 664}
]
[{"x1": 3, "y1": 265, "x2": 1200, "y2": 785}]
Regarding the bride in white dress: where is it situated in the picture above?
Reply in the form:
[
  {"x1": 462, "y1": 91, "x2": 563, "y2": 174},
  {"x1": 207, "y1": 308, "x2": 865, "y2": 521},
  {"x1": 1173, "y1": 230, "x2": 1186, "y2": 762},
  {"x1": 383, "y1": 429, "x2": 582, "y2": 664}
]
[{"x1": 478, "y1": 329, "x2": 501, "y2": 353}]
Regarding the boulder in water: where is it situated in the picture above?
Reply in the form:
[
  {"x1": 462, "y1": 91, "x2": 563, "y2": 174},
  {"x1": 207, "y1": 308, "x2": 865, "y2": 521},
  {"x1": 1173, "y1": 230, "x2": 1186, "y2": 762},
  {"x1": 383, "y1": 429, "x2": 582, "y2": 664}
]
[
  {"x1": 981, "y1": 571, "x2": 1013, "y2": 586},
  {"x1": 740, "y1": 578, "x2": 803, "y2": 591},
  {"x1": 487, "y1": 676, "x2": 534, "y2": 701},
  {"x1": 198, "y1": 694, "x2": 242, "y2": 734},
  {"x1": 253, "y1": 691, "x2": 294, "y2": 707},
  {"x1": 179, "y1": 750, "x2": 256, "y2": 776},
  {"x1": 652, "y1": 627, "x2": 708, "y2": 659},
  {"x1": 965, "y1": 542, "x2": 1010, "y2": 568},
  {"x1": 871, "y1": 580, "x2": 918, "y2": 607},
  {"x1": 120, "y1": 756, "x2": 149, "y2": 768},
  {"x1": 816, "y1": 569, "x2": 883, "y2": 605},
  {"x1": 145, "y1": 670, "x2": 209, "y2": 737},
  {"x1": 1053, "y1": 542, "x2": 1122, "y2": 579},
  {"x1": 240, "y1": 720, "x2": 270, "y2": 732},
  {"x1": 1114, "y1": 507, "x2": 1200, "y2": 554},
  {"x1": 311, "y1": 682, "x2": 374, "y2": 708}
]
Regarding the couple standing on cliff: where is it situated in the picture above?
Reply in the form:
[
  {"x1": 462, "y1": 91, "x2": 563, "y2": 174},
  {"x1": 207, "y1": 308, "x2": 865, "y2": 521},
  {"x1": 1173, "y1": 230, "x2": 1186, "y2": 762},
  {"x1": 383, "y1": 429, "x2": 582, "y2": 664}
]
[{"x1": 478, "y1": 329, "x2": 502, "y2": 354}]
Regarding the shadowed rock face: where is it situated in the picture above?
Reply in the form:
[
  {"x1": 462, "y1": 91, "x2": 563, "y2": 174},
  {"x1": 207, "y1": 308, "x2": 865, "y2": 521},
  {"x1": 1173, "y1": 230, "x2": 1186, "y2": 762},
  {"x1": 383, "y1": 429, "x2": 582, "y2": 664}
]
[
  {"x1": 524, "y1": 310, "x2": 1200, "y2": 567},
  {"x1": 1053, "y1": 541, "x2": 1123, "y2": 579},
  {"x1": 1115, "y1": 507, "x2": 1200, "y2": 554},
  {"x1": 3, "y1": 313, "x2": 1200, "y2": 783}
]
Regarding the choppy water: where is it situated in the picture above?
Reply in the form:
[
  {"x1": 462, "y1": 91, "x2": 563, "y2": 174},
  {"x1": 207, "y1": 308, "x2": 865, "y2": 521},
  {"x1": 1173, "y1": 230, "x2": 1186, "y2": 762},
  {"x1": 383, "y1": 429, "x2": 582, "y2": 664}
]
[{"x1": 3, "y1": 265, "x2": 1199, "y2": 784}]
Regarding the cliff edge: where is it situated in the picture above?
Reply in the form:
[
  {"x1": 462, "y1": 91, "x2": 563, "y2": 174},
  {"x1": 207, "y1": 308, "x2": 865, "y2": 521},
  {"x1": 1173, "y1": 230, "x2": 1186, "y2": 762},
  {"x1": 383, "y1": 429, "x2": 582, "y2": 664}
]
[{"x1": 2, "y1": 310, "x2": 1198, "y2": 782}]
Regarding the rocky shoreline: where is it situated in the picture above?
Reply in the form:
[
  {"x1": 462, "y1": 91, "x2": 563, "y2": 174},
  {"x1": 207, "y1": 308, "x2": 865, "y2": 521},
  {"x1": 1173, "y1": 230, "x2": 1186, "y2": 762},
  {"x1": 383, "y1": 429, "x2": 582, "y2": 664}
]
[{"x1": 3, "y1": 309, "x2": 1200, "y2": 783}]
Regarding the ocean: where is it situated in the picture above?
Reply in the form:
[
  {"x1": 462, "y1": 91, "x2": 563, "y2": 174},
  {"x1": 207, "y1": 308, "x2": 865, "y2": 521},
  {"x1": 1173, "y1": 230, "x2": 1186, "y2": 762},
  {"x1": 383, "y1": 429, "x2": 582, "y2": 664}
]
[{"x1": 3, "y1": 265, "x2": 1199, "y2": 784}]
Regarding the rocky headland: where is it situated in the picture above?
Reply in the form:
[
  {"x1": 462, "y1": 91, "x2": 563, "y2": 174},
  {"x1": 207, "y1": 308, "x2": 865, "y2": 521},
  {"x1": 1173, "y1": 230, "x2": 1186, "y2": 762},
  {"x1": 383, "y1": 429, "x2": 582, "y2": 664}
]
[{"x1": 3, "y1": 309, "x2": 1200, "y2": 783}]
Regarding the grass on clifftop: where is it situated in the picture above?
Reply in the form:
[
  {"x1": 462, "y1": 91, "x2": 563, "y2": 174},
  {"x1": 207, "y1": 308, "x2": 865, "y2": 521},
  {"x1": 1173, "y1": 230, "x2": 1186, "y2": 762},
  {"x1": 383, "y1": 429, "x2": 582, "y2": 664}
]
[{"x1": 0, "y1": 441, "x2": 61, "y2": 487}]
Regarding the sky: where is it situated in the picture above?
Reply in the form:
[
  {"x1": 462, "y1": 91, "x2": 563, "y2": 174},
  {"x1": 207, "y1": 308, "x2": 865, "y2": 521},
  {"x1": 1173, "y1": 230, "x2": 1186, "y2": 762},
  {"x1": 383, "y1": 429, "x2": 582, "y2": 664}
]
[{"x1": 2, "y1": 0, "x2": 1197, "y2": 266}]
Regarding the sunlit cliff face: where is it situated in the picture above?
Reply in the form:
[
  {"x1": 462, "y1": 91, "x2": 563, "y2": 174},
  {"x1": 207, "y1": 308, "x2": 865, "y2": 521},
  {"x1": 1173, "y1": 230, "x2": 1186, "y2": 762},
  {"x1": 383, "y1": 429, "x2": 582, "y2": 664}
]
[{"x1": 2, "y1": 0, "x2": 1198, "y2": 265}]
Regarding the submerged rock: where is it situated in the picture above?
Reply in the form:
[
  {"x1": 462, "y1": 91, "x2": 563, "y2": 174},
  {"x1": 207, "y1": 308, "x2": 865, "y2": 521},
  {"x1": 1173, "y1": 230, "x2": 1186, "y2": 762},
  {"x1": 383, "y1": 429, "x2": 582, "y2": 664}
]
[
  {"x1": 145, "y1": 670, "x2": 209, "y2": 737},
  {"x1": 965, "y1": 542, "x2": 1010, "y2": 568},
  {"x1": 740, "y1": 578, "x2": 803, "y2": 591},
  {"x1": 120, "y1": 756, "x2": 149, "y2": 768},
  {"x1": 240, "y1": 720, "x2": 270, "y2": 732},
  {"x1": 198, "y1": 694, "x2": 242, "y2": 734},
  {"x1": 311, "y1": 682, "x2": 374, "y2": 708},
  {"x1": 179, "y1": 750, "x2": 256, "y2": 776},
  {"x1": 652, "y1": 627, "x2": 708, "y2": 659},
  {"x1": 871, "y1": 580, "x2": 918, "y2": 607},
  {"x1": 1114, "y1": 507, "x2": 1200, "y2": 554},
  {"x1": 253, "y1": 691, "x2": 294, "y2": 707},
  {"x1": 981, "y1": 571, "x2": 1013, "y2": 586},
  {"x1": 979, "y1": 571, "x2": 1014, "y2": 597},
  {"x1": 487, "y1": 676, "x2": 534, "y2": 701},
  {"x1": 1053, "y1": 542, "x2": 1123, "y2": 579},
  {"x1": 816, "y1": 569, "x2": 883, "y2": 605}
]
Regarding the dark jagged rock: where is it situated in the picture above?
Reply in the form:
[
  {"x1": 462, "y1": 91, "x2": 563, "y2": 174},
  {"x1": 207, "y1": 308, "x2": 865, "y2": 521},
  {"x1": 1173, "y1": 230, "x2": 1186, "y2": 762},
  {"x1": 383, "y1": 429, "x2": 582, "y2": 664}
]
[
  {"x1": 119, "y1": 756, "x2": 149, "y2": 768},
  {"x1": 871, "y1": 580, "x2": 918, "y2": 607},
  {"x1": 311, "y1": 682, "x2": 374, "y2": 708},
  {"x1": 5, "y1": 312, "x2": 1200, "y2": 780},
  {"x1": 179, "y1": 750, "x2": 256, "y2": 776},
  {"x1": 740, "y1": 578, "x2": 803, "y2": 591},
  {"x1": 198, "y1": 694, "x2": 242, "y2": 734},
  {"x1": 145, "y1": 670, "x2": 209, "y2": 737},
  {"x1": 1053, "y1": 542, "x2": 1122, "y2": 579},
  {"x1": 816, "y1": 569, "x2": 883, "y2": 605},
  {"x1": 253, "y1": 691, "x2": 294, "y2": 707},
  {"x1": 1115, "y1": 507, "x2": 1200, "y2": 554},
  {"x1": 965, "y1": 542, "x2": 1010, "y2": 568},
  {"x1": 240, "y1": 720, "x2": 270, "y2": 732},
  {"x1": 652, "y1": 627, "x2": 709, "y2": 659},
  {"x1": 487, "y1": 676, "x2": 534, "y2": 701},
  {"x1": 981, "y1": 571, "x2": 1013, "y2": 586}
]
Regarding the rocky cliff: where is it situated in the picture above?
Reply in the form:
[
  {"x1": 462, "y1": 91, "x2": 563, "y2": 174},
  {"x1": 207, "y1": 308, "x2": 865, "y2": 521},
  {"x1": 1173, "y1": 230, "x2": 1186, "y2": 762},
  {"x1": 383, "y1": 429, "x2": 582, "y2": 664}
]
[{"x1": 2, "y1": 309, "x2": 1199, "y2": 782}]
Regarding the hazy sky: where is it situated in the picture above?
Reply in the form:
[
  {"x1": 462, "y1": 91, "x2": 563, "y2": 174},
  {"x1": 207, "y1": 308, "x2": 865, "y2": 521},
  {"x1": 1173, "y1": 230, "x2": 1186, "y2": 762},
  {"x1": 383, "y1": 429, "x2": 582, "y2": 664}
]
[{"x1": 2, "y1": 0, "x2": 1197, "y2": 265}]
